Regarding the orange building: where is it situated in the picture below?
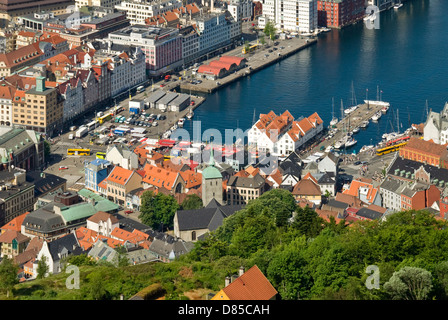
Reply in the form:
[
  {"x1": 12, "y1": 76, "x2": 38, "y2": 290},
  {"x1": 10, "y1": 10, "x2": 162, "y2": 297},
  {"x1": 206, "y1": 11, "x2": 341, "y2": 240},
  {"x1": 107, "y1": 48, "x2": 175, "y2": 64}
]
[{"x1": 399, "y1": 137, "x2": 448, "y2": 168}]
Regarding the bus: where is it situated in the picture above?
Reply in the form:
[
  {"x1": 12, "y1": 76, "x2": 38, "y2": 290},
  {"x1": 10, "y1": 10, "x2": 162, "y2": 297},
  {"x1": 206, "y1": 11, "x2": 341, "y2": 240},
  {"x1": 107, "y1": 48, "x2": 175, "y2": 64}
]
[
  {"x1": 242, "y1": 44, "x2": 259, "y2": 54},
  {"x1": 98, "y1": 113, "x2": 112, "y2": 124},
  {"x1": 67, "y1": 148, "x2": 91, "y2": 156},
  {"x1": 96, "y1": 152, "x2": 106, "y2": 159},
  {"x1": 376, "y1": 142, "x2": 408, "y2": 156},
  {"x1": 86, "y1": 120, "x2": 97, "y2": 131}
]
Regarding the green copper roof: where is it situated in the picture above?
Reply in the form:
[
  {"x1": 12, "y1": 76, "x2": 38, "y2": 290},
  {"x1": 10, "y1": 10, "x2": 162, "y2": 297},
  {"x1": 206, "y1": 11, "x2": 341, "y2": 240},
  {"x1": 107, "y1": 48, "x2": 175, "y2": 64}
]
[
  {"x1": 59, "y1": 203, "x2": 97, "y2": 222},
  {"x1": 203, "y1": 146, "x2": 222, "y2": 179}
]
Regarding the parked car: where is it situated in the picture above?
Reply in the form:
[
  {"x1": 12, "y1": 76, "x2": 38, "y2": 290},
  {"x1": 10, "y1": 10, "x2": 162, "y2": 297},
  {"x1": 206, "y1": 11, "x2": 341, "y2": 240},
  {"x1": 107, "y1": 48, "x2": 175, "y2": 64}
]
[
  {"x1": 354, "y1": 161, "x2": 362, "y2": 165},
  {"x1": 59, "y1": 166, "x2": 69, "y2": 170}
]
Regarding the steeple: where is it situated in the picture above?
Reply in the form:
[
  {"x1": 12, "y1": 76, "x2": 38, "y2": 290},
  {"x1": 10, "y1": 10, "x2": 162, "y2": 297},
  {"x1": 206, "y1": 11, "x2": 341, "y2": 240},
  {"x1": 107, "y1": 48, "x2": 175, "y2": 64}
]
[{"x1": 209, "y1": 144, "x2": 215, "y2": 167}]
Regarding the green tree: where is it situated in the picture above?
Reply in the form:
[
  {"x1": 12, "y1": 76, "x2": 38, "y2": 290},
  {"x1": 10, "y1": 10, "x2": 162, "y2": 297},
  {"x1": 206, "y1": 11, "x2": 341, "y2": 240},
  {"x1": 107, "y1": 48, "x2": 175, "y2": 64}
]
[
  {"x1": 259, "y1": 35, "x2": 266, "y2": 45},
  {"x1": 139, "y1": 191, "x2": 179, "y2": 230},
  {"x1": 263, "y1": 21, "x2": 276, "y2": 41},
  {"x1": 115, "y1": 245, "x2": 130, "y2": 267},
  {"x1": 67, "y1": 254, "x2": 96, "y2": 267},
  {"x1": 267, "y1": 238, "x2": 310, "y2": 300},
  {"x1": 85, "y1": 271, "x2": 110, "y2": 300},
  {"x1": 0, "y1": 257, "x2": 19, "y2": 298},
  {"x1": 291, "y1": 205, "x2": 325, "y2": 238},
  {"x1": 181, "y1": 194, "x2": 203, "y2": 210},
  {"x1": 384, "y1": 266, "x2": 433, "y2": 300},
  {"x1": 43, "y1": 140, "x2": 51, "y2": 159},
  {"x1": 37, "y1": 255, "x2": 49, "y2": 279}
]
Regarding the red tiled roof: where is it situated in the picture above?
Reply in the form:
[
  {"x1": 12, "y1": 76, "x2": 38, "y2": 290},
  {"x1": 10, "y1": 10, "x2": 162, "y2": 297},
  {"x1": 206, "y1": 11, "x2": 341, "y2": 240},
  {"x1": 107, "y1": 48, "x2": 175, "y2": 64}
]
[
  {"x1": 142, "y1": 163, "x2": 179, "y2": 191},
  {"x1": 197, "y1": 65, "x2": 226, "y2": 76},
  {"x1": 1, "y1": 211, "x2": 30, "y2": 232},
  {"x1": 222, "y1": 265, "x2": 277, "y2": 300},
  {"x1": 106, "y1": 166, "x2": 135, "y2": 186},
  {"x1": 292, "y1": 179, "x2": 321, "y2": 196}
]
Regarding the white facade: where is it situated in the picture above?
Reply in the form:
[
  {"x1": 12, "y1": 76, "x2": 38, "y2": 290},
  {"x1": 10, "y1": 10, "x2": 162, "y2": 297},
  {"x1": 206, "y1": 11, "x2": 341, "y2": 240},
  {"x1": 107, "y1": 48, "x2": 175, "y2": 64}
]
[
  {"x1": 0, "y1": 95, "x2": 12, "y2": 126},
  {"x1": 87, "y1": 217, "x2": 119, "y2": 237},
  {"x1": 196, "y1": 13, "x2": 239, "y2": 56},
  {"x1": 261, "y1": 0, "x2": 317, "y2": 33},
  {"x1": 115, "y1": 0, "x2": 183, "y2": 25},
  {"x1": 228, "y1": 0, "x2": 253, "y2": 22}
]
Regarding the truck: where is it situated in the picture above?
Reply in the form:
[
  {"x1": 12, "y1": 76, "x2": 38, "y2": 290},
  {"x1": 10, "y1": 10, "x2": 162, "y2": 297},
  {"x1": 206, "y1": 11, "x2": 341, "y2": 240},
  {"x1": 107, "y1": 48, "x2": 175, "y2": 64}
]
[
  {"x1": 75, "y1": 126, "x2": 88, "y2": 138},
  {"x1": 68, "y1": 133, "x2": 74, "y2": 140}
]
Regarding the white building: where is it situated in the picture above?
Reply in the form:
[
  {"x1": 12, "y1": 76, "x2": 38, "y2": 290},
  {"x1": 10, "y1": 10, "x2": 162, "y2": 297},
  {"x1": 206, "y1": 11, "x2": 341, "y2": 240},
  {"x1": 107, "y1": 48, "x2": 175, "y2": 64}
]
[
  {"x1": 259, "y1": 0, "x2": 317, "y2": 33},
  {"x1": 195, "y1": 12, "x2": 240, "y2": 56},
  {"x1": 248, "y1": 110, "x2": 323, "y2": 157},
  {"x1": 228, "y1": 0, "x2": 253, "y2": 22},
  {"x1": 86, "y1": 211, "x2": 120, "y2": 237},
  {"x1": 0, "y1": 83, "x2": 14, "y2": 126},
  {"x1": 423, "y1": 102, "x2": 448, "y2": 145},
  {"x1": 59, "y1": 77, "x2": 84, "y2": 123},
  {"x1": 105, "y1": 144, "x2": 139, "y2": 170},
  {"x1": 115, "y1": 0, "x2": 183, "y2": 25},
  {"x1": 108, "y1": 25, "x2": 183, "y2": 76}
]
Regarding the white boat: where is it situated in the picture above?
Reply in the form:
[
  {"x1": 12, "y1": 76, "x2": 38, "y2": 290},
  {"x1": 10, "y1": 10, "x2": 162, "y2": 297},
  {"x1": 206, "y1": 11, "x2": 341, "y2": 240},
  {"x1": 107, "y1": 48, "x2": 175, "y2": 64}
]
[
  {"x1": 360, "y1": 145, "x2": 374, "y2": 153},
  {"x1": 360, "y1": 120, "x2": 369, "y2": 128},
  {"x1": 186, "y1": 108, "x2": 194, "y2": 120},
  {"x1": 345, "y1": 137, "x2": 357, "y2": 148},
  {"x1": 334, "y1": 140, "x2": 345, "y2": 149},
  {"x1": 330, "y1": 98, "x2": 338, "y2": 126},
  {"x1": 177, "y1": 118, "x2": 185, "y2": 127},
  {"x1": 344, "y1": 106, "x2": 358, "y2": 115},
  {"x1": 325, "y1": 145, "x2": 334, "y2": 153},
  {"x1": 381, "y1": 105, "x2": 389, "y2": 114},
  {"x1": 371, "y1": 112, "x2": 381, "y2": 122},
  {"x1": 351, "y1": 127, "x2": 360, "y2": 134}
]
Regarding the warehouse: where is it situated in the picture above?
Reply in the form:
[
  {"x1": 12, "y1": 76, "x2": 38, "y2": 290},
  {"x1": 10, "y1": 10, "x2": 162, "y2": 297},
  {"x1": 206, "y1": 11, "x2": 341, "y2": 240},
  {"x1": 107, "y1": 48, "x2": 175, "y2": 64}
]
[
  {"x1": 168, "y1": 94, "x2": 190, "y2": 112},
  {"x1": 145, "y1": 90, "x2": 166, "y2": 109},
  {"x1": 156, "y1": 92, "x2": 178, "y2": 112}
]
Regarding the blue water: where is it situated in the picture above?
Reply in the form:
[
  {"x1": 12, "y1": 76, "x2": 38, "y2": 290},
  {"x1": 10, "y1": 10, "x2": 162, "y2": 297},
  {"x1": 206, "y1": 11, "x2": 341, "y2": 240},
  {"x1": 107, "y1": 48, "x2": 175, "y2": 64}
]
[{"x1": 183, "y1": 0, "x2": 448, "y2": 153}]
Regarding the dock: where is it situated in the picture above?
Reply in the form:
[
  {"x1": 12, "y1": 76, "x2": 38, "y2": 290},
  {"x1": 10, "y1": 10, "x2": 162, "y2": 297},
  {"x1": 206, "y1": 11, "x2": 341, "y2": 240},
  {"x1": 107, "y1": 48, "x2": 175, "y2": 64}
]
[
  {"x1": 303, "y1": 101, "x2": 388, "y2": 156},
  {"x1": 180, "y1": 37, "x2": 318, "y2": 94}
]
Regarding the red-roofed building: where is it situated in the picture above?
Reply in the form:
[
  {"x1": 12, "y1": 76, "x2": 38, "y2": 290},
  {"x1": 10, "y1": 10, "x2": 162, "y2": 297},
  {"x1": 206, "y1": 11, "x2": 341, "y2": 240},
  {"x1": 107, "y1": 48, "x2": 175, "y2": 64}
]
[
  {"x1": 249, "y1": 110, "x2": 324, "y2": 156},
  {"x1": 212, "y1": 265, "x2": 277, "y2": 300},
  {"x1": 102, "y1": 166, "x2": 142, "y2": 206},
  {"x1": 197, "y1": 65, "x2": 227, "y2": 79},
  {"x1": 142, "y1": 163, "x2": 184, "y2": 193}
]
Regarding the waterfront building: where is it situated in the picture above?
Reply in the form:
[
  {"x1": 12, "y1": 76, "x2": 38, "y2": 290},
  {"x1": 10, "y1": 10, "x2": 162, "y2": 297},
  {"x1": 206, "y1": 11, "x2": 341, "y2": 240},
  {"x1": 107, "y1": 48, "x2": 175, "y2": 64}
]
[
  {"x1": 317, "y1": 0, "x2": 365, "y2": 29},
  {"x1": 365, "y1": 0, "x2": 394, "y2": 11},
  {"x1": 248, "y1": 110, "x2": 323, "y2": 157},
  {"x1": 259, "y1": 0, "x2": 317, "y2": 33},
  {"x1": 108, "y1": 25, "x2": 183, "y2": 76},
  {"x1": 399, "y1": 137, "x2": 448, "y2": 169}
]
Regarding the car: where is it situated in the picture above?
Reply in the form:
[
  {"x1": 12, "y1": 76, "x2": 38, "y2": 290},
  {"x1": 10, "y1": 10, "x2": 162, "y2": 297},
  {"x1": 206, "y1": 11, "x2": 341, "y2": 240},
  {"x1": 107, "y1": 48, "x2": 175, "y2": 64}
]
[
  {"x1": 354, "y1": 161, "x2": 362, "y2": 165},
  {"x1": 59, "y1": 166, "x2": 69, "y2": 170},
  {"x1": 268, "y1": 49, "x2": 273, "y2": 53},
  {"x1": 160, "y1": 84, "x2": 165, "y2": 87},
  {"x1": 125, "y1": 210, "x2": 133, "y2": 214},
  {"x1": 361, "y1": 161, "x2": 369, "y2": 165}
]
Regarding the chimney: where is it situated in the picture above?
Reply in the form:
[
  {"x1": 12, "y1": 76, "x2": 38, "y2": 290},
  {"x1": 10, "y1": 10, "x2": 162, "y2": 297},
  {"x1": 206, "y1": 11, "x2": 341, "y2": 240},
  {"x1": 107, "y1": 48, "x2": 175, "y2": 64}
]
[
  {"x1": 238, "y1": 266, "x2": 244, "y2": 277},
  {"x1": 225, "y1": 276, "x2": 231, "y2": 287}
]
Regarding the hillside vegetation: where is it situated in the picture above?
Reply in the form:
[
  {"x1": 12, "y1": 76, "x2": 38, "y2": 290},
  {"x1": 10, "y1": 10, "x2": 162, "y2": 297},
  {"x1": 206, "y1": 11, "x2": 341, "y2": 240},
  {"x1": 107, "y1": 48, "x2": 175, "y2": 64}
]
[{"x1": 4, "y1": 189, "x2": 448, "y2": 300}]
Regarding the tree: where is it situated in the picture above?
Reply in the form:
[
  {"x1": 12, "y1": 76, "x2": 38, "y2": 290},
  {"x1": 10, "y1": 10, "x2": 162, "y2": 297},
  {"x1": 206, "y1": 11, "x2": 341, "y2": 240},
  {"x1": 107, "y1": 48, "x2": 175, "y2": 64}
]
[
  {"x1": 43, "y1": 140, "x2": 51, "y2": 159},
  {"x1": 263, "y1": 21, "x2": 276, "y2": 41},
  {"x1": 139, "y1": 190, "x2": 179, "y2": 231},
  {"x1": 259, "y1": 35, "x2": 266, "y2": 45},
  {"x1": 181, "y1": 194, "x2": 203, "y2": 210},
  {"x1": 37, "y1": 256, "x2": 49, "y2": 279},
  {"x1": 0, "y1": 257, "x2": 19, "y2": 298},
  {"x1": 291, "y1": 205, "x2": 325, "y2": 238},
  {"x1": 384, "y1": 266, "x2": 433, "y2": 300}
]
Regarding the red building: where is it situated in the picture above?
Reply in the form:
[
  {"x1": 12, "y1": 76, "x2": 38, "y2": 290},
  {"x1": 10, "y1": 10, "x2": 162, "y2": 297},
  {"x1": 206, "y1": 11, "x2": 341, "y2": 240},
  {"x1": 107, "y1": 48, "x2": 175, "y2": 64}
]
[
  {"x1": 317, "y1": 0, "x2": 365, "y2": 29},
  {"x1": 400, "y1": 184, "x2": 440, "y2": 211}
]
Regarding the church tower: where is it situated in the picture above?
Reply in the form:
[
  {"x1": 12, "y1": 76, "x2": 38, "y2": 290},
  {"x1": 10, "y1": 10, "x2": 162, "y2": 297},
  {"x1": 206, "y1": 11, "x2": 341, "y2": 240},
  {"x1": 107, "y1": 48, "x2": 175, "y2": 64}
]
[{"x1": 201, "y1": 147, "x2": 224, "y2": 206}]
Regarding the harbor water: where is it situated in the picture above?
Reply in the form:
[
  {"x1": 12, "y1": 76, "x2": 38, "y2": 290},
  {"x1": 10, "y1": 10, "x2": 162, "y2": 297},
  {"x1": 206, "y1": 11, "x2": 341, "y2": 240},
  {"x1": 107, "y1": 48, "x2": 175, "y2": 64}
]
[{"x1": 183, "y1": 0, "x2": 448, "y2": 153}]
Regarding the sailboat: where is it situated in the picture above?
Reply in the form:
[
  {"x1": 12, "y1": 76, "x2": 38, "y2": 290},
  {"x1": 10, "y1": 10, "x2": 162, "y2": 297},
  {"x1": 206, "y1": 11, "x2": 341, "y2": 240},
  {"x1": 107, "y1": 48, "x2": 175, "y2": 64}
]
[
  {"x1": 330, "y1": 97, "x2": 338, "y2": 126},
  {"x1": 344, "y1": 81, "x2": 359, "y2": 115},
  {"x1": 186, "y1": 106, "x2": 194, "y2": 120}
]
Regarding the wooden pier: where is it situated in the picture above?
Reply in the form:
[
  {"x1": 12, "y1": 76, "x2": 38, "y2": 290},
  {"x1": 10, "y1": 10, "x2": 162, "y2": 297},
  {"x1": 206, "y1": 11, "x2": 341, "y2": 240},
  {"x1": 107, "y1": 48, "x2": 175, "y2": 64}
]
[{"x1": 304, "y1": 101, "x2": 388, "y2": 156}]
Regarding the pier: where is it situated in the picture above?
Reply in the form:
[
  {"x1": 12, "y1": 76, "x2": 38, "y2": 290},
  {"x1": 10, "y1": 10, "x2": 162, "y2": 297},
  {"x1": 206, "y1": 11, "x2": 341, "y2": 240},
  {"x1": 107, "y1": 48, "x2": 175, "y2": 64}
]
[
  {"x1": 303, "y1": 101, "x2": 389, "y2": 156},
  {"x1": 179, "y1": 37, "x2": 318, "y2": 94}
]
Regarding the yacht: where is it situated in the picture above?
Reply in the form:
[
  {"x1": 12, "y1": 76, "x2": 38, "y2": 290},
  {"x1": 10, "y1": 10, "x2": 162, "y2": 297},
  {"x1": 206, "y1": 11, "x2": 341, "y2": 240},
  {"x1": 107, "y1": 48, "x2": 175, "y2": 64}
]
[
  {"x1": 371, "y1": 112, "x2": 381, "y2": 122},
  {"x1": 325, "y1": 145, "x2": 334, "y2": 153},
  {"x1": 381, "y1": 105, "x2": 389, "y2": 114},
  {"x1": 360, "y1": 120, "x2": 369, "y2": 128},
  {"x1": 360, "y1": 145, "x2": 374, "y2": 153},
  {"x1": 352, "y1": 127, "x2": 360, "y2": 134},
  {"x1": 330, "y1": 97, "x2": 338, "y2": 126},
  {"x1": 186, "y1": 107, "x2": 194, "y2": 120},
  {"x1": 177, "y1": 118, "x2": 185, "y2": 127},
  {"x1": 345, "y1": 137, "x2": 357, "y2": 148},
  {"x1": 344, "y1": 105, "x2": 357, "y2": 115}
]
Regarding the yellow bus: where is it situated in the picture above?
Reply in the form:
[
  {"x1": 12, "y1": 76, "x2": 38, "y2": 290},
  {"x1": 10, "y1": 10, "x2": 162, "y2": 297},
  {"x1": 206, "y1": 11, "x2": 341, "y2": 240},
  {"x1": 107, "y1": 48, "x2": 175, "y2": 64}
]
[
  {"x1": 98, "y1": 113, "x2": 112, "y2": 124},
  {"x1": 376, "y1": 142, "x2": 407, "y2": 156},
  {"x1": 96, "y1": 152, "x2": 106, "y2": 159},
  {"x1": 242, "y1": 44, "x2": 259, "y2": 54},
  {"x1": 67, "y1": 148, "x2": 91, "y2": 156}
]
